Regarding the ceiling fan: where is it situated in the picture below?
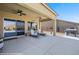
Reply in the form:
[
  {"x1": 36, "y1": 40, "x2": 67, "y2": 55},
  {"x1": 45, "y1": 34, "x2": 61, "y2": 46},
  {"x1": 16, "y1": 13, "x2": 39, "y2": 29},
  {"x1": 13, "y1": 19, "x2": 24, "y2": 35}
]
[{"x1": 17, "y1": 9, "x2": 26, "y2": 16}]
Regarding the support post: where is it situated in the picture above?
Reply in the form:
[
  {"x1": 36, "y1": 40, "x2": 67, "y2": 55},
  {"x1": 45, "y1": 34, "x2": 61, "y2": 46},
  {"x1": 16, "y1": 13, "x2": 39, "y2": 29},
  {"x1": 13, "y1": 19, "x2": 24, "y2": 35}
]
[
  {"x1": 37, "y1": 17, "x2": 41, "y2": 32},
  {"x1": 53, "y1": 19, "x2": 56, "y2": 36}
]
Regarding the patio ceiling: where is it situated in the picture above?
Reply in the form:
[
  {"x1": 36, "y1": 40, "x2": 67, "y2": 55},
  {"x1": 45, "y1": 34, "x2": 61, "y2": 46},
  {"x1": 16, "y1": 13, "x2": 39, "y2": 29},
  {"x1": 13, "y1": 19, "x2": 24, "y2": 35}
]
[
  {"x1": 0, "y1": 3, "x2": 45, "y2": 19},
  {"x1": 18, "y1": 3, "x2": 57, "y2": 20},
  {"x1": 0, "y1": 3, "x2": 57, "y2": 21}
]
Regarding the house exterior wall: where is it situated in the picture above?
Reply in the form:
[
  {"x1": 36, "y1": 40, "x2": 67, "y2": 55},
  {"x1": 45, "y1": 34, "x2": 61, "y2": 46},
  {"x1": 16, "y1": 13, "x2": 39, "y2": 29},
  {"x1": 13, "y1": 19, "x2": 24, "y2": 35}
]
[
  {"x1": 41, "y1": 19, "x2": 79, "y2": 33},
  {"x1": 0, "y1": 16, "x2": 3, "y2": 38},
  {"x1": 0, "y1": 10, "x2": 39, "y2": 37},
  {"x1": 57, "y1": 20, "x2": 79, "y2": 33},
  {"x1": 41, "y1": 20, "x2": 53, "y2": 32}
]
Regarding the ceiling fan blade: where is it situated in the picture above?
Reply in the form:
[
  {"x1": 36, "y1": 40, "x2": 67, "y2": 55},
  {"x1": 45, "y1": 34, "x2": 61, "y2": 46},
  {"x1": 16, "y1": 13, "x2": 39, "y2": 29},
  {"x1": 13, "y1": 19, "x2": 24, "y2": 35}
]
[
  {"x1": 21, "y1": 13, "x2": 26, "y2": 15},
  {"x1": 11, "y1": 9, "x2": 26, "y2": 16},
  {"x1": 17, "y1": 9, "x2": 22, "y2": 13}
]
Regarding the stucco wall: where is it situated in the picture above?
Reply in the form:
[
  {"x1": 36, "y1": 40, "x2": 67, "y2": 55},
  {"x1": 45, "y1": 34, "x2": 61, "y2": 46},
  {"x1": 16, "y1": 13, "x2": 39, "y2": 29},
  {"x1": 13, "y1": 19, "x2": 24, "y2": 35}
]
[
  {"x1": 0, "y1": 16, "x2": 3, "y2": 38},
  {"x1": 41, "y1": 20, "x2": 53, "y2": 32},
  {"x1": 57, "y1": 20, "x2": 79, "y2": 33},
  {"x1": 40, "y1": 19, "x2": 79, "y2": 33}
]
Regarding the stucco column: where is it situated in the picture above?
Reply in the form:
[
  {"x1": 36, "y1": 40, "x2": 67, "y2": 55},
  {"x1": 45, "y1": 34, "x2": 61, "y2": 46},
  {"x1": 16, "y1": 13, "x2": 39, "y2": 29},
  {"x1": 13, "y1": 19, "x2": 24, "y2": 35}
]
[
  {"x1": 53, "y1": 18, "x2": 56, "y2": 36},
  {"x1": 37, "y1": 17, "x2": 42, "y2": 32},
  {"x1": 38, "y1": 18, "x2": 40, "y2": 29},
  {"x1": 0, "y1": 16, "x2": 3, "y2": 38}
]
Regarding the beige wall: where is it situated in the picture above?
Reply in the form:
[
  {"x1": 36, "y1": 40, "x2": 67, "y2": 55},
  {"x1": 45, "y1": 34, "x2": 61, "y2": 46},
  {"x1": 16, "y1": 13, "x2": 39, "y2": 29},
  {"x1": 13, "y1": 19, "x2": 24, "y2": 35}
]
[
  {"x1": 57, "y1": 20, "x2": 79, "y2": 33},
  {"x1": 0, "y1": 16, "x2": 3, "y2": 37},
  {"x1": 41, "y1": 20, "x2": 53, "y2": 32},
  {"x1": 40, "y1": 19, "x2": 79, "y2": 34}
]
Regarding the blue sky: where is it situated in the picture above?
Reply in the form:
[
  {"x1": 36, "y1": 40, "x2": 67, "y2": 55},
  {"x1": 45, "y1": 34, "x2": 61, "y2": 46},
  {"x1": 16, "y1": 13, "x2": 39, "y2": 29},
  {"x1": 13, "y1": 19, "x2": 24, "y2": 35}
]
[{"x1": 48, "y1": 3, "x2": 79, "y2": 23}]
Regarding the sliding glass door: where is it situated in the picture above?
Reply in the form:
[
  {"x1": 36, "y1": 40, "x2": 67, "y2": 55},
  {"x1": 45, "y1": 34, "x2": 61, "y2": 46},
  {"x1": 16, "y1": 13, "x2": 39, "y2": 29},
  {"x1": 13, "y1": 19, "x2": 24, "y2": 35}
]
[
  {"x1": 4, "y1": 18, "x2": 25, "y2": 37},
  {"x1": 16, "y1": 20, "x2": 25, "y2": 35},
  {"x1": 4, "y1": 19, "x2": 17, "y2": 37}
]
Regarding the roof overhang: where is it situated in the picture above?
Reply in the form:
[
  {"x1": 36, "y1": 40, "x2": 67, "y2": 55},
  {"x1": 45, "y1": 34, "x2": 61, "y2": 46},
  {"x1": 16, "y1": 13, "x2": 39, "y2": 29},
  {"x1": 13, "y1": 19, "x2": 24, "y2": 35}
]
[
  {"x1": 17, "y1": 3, "x2": 57, "y2": 19},
  {"x1": 0, "y1": 3, "x2": 57, "y2": 21}
]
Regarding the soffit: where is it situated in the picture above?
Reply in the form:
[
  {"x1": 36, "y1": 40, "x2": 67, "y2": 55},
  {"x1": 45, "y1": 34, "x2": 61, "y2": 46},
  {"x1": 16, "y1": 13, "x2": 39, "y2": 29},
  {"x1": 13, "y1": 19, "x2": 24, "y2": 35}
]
[{"x1": 0, "y1": 3, "x2": 42, "y2": 18}]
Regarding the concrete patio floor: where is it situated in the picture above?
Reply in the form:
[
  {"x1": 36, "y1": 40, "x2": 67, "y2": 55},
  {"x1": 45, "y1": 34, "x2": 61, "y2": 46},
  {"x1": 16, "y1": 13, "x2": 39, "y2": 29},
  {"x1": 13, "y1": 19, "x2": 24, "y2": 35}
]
[{"x1": 0, "y1": 35, "x2": 79, "y2": 55}]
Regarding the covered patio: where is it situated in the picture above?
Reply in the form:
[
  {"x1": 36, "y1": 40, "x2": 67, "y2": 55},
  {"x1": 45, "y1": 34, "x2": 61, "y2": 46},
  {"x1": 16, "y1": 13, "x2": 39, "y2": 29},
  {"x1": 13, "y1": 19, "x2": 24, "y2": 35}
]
[
  {"x1": 0, "y1": 3, "x2": 57, "y2": 38},
  {"x1": 1, "y1": 35, "x2": 79, "y2": 55},
  {"x1": 0, "y1": 3, "x2": 57, "y2": 54},
  {"x1": 0, "y1": 3, "x2": 79, "y2": 55}
]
